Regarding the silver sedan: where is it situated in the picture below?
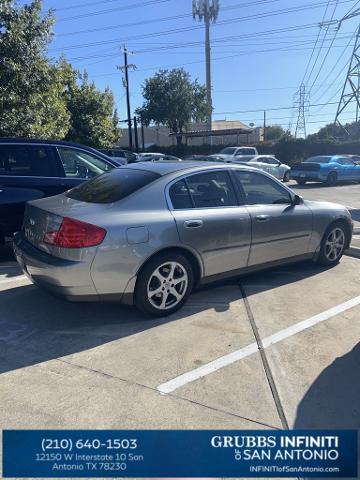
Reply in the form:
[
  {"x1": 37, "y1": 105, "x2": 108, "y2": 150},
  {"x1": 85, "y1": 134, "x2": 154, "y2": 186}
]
[{"x1": 14, "y1": 162, "x2": 352, "y2": 317}]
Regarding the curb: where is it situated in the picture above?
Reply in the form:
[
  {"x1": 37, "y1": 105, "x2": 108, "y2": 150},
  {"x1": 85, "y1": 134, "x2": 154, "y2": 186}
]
[{"x1": 345, "y1": 246, "x2": 360, "y2": 259}]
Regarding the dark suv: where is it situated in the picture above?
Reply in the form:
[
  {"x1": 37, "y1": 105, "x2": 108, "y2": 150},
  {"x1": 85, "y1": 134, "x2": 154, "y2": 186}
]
[{"x1": 0, "y1": 138, "x2": 118, "y2": 244}]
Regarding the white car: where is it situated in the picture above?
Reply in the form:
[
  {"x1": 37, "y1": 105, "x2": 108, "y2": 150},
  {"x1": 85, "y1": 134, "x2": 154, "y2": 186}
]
[
  {"x1": 232, "y1": 155, "x2": 291, "y2": 182},
  {"x1": 214, "y1": 146, "x2": 259, "y2": 161},
  {"x1": 137, "y1": 152, "x2": 166, "y2": 161}
]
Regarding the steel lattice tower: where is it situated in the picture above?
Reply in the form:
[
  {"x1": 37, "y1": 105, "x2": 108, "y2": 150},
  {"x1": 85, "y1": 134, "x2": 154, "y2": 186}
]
[
  {"x1": 335, "y1": 25, "x2": 360, "y2": 130},
  {"x1": 295, "y1": 83, "x2": 308, "y2": 138}
]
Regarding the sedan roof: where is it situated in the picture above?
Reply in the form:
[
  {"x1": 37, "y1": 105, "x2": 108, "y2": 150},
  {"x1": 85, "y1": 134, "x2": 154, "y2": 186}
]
[{"x1": 123, "y1": 160, "x2": 250, "y2": 176}]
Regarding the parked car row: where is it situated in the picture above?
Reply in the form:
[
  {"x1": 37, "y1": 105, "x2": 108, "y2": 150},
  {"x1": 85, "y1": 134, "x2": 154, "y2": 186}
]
[
  {"x1": 1, "y1": 138, "x2": 360, "y2": 249},
  {"x1": 291, "y1": 155, "x2": 360, "y2": 186}
]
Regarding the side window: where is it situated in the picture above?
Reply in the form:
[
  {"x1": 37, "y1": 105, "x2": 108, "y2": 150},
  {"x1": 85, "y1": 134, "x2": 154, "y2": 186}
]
[
  {"x1": 0, "y1": 145, "x2": 54, "y2": 176},
  {"x1": 256, "y1": 157, "x2": 268, "y2": 163},
  {"x1": 339, "y1": 157, "x2": 354, "y2": 165},
  {"x1": 235, "y1": 171, "x2": 292, "y2": 205},
  {"x1": 186, "y1": 171, "x2": 238, "y2": 208},
  {"x1": 267, "y1": 157, "x2": 280, "y2": 165},
  {"x1": 57, "y1": 147, "x2": 113, "y2": 179},
  {"x1": 169, "y1": 180, "x2": 193, "y2": 209}
]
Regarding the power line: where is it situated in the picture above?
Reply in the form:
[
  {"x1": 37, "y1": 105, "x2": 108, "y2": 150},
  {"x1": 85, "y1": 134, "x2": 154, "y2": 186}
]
[
  {"x1": 50, "y1": 0, "x2": 352, "y2": 52},
  {"x1": 55, "y1": 0, "x2": 280, "y2": 37},
  {"x1": 56, "y1": 0, "x2": 170, "y2": 22},
  {"x1": 301, "y1": 0, "x2": 331, "y2": 84},
  {"x1": 308, "y1": 1, "x2": 340, "y2": 92},
  {"x1": 214, "y1": 100, "x2": 349, "y2": 115},
  {"x1": 66, "y1": 40, "x2": 355, "y2": 64}
]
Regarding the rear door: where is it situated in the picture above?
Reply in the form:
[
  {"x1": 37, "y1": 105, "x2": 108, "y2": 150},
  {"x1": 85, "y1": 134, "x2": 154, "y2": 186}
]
[
  {"x1": 266, "y1": 157, "x2": 282, "y2": 179},
  {"x1": 233, "y1": 170, "x2": 313, "y2": 266},
  {"x1": 168, "y1": 169, "x2": 251, "y2": 277},
  {"x1": 0, "y1": 144, "x2": 60, "y2": 237},
  {"x1": 251, "y1": 157, "x2": 271, "y2": 174}
]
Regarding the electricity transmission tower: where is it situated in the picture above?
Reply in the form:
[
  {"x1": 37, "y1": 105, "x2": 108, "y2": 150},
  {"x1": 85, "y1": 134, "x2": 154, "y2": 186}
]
[
  {"x1": 335, "y1": 25, "x2": 360, "y2": 129},
  {"x1": 331, "y1": 6, "x2": 360, "y2": 130},
  {"x1": 294, "y1": 83, "x2": 309, "y2": 138},
  {"x1": 192, "y1": 0, "x2": 219, "y2": 135}
]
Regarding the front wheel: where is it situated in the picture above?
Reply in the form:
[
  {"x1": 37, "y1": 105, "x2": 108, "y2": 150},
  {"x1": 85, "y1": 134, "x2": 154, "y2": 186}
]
[
  {"x1": 296, "y1": 178, "x2": 306, "y2": 185},
  {"x1": 317, "y1": 222, "x2": 348, "y2": 266},
  {"x1": 283, "y1": 171, "x2": 291, "y2": 182},
  {"x1": 135, "y1": 253, "x2": 194, "y2": 317}
]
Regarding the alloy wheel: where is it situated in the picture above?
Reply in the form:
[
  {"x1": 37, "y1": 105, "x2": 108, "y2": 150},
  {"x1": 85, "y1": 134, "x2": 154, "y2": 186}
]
[
  {"x1": 324, "y1": 227, "x2": 345, "y2": 262},
  {"x1": 147, "y1": 261, "x2": 188, "y2": 310}
]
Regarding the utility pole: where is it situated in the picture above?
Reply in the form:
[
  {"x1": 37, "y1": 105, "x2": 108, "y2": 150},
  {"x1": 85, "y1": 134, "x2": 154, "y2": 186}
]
[
  {"x1": 140, "y1": 117, "x2": 145, "y2": 151},
  {"x1": 133, "y1": 116, "x2": 139, "y2": 152},
  {"x1": 193, "y1": 0, "x2": 219, "y2": 140},
  {"x1": 263, "y1": 110, "x2": 266, "y2": 142},
  {"x1": 117, "y1": 46, "x2": 136, "y2": 150}
]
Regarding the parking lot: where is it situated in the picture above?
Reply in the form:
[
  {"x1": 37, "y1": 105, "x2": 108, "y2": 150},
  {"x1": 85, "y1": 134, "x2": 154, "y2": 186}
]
[{"x1": 1, "y1": 182, "x2": 360, "y2": 475}]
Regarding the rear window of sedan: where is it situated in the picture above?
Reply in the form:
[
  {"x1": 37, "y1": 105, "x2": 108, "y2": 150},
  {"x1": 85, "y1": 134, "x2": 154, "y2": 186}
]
[{"x1": 66, "y1": 168, "x2": 161, "y2": 203}]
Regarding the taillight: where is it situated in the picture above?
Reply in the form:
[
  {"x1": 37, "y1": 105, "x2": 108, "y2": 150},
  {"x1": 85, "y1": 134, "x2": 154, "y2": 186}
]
[{"x1": 43, "y1": 217, "x2": 106, "y2": 248}]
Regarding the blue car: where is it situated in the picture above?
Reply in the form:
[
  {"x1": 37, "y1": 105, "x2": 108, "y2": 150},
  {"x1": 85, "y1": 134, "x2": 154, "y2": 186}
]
[{"x1": 291, "y1": 155, "x2": 360, "y2": 186}]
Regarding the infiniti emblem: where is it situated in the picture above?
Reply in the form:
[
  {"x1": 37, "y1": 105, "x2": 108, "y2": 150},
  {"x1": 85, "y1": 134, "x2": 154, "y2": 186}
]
[{"x1": 29, "y1": 218, "x2": 35, "y2": 226}]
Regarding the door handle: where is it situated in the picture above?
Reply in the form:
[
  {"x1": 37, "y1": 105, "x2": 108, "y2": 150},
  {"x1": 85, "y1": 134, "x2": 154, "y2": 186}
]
[
  {"x1": 184, "y1": 219, "x2": 203, "y2": 228},
  {"x1": 255, "y1": 215, "x2": 270, "y2": 222}
]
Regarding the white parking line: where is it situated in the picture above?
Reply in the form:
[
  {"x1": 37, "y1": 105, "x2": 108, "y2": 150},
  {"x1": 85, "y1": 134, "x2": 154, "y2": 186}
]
[
  {"x1": 0, "y1": 275, "x2": 28, "y2": 285},
  {"x1": 157, "y1": 295, "x2": 360, "y2": 394}
]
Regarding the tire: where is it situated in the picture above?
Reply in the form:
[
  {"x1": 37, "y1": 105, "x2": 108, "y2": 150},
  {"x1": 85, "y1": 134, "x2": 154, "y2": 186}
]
[
  {"x1": 326, "y1": 171, "x2": 337, "y2": 186},
  {"x1": 296, "y1": 178, "x2": 306, "y2": 185},
  {"x1": 317, "y1": 221, "x2": 348, "y2": 266},
  {"x1": 135, "y1": 252, "x2": 194, "y2": 317},
  {"x1": 283, "y1": 171, "x2": 291, "y2": 182}
]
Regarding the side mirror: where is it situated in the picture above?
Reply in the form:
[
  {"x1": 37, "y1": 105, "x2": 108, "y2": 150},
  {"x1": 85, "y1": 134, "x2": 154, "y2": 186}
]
[{"x1": 292, "y1": 194, "x2": 303, "y2": 206}]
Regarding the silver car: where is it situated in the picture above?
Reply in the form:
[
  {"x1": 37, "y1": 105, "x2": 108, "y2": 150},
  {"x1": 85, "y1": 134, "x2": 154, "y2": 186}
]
[
  {"x1": 14, "y1": 162, "x2": 352, "y2": 317},
  {"x1": 232, "y1": 155, "x2": 291, "y2": 182}
]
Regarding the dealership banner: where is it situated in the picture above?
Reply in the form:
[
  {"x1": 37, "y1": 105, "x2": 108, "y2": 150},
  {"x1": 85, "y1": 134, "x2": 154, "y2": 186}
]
[{"x1": 2, "y1": 430, "x2": 358, "y2": 478}]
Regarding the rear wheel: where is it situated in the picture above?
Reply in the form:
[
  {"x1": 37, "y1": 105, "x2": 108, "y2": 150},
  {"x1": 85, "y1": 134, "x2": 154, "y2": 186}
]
[
  {"x1": 135, "y1": 253, "x2": 194, "y2": 317},
  {"x1": 296, "y1": 178, "x2": 306, "y2": 185},
  {"x1": 317, "y1": 222, "x2": 347, "y2": 266},
  {"x1": 326, "y1": 171, "x2": 337, "y2": 186}
]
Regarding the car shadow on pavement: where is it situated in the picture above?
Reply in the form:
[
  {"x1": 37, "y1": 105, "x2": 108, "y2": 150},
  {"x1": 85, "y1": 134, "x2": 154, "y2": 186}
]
[
  {"x1": 294, "y1": 342, "x2": 360, "y2": 430},
  {"x1": 294, "y1": 343, "x2": 360, "y2": 474},
  {"x1": 291, "y1": 181, "x2": 358, "y2": 190},
  {"x1": 0, "y1": 260, "x2": 334, "y2": 376}
]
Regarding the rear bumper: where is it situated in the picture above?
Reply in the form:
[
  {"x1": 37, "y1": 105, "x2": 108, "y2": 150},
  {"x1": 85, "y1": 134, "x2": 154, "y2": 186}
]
[
  {"x1": 291, "y1": 171, "x2": 323, "y2": 182},
  {"x1": 13, "y1": 232, "x2": 100, "y2": 301}
]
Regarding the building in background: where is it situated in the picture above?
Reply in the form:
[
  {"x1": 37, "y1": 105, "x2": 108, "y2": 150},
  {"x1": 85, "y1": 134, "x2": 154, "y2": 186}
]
[{"x1": 118, "y1": 120, "x2": 264, "y2": 149}]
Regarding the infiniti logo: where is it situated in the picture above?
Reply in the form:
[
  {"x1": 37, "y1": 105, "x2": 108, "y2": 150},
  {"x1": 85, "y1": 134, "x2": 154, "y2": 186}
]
[{"x1": 29, "y1": 218, "x2": 35, "y2": 226}]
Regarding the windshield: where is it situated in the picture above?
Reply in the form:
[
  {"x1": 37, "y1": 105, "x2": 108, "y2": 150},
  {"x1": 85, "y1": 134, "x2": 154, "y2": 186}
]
[
  {"x1": 219, "y1": 147, "x2": 237, "y2": 155},
  {"x1": 304, "y1": 156, "x2": 331, "y2": 164}
]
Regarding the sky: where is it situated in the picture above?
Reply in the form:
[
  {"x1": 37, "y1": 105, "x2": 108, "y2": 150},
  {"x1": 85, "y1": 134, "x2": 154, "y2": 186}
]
[{"x1": 27, "y1": 0, "x2": 360, "y2": 135}]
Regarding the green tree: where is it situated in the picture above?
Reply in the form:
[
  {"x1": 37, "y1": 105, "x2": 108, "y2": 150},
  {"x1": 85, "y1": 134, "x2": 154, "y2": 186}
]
[
  {"x1": 65, "y1": 72, "x2": 120, "y2": 148},
  {"x1": 307, "y1": 121, "x2": 360, "y2": 141},
  {"x1": 136, "y1": 68, "x2": 211, "y2": 145},
  {"x1": 265, "y1": 125, "x2": 286, "y2": 141},
  {"x1": 0, "y1": 0, "x2": 69, "y2": 137}
]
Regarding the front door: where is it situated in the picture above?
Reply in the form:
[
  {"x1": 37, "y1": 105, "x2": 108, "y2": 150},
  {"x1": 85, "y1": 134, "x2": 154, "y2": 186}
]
[
  {"x1": 233, "y1": 170, "x2": 313, "y2": 266},
  {"x1": 168, "y1": 170, "x2": 251, "y2": 277}
]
